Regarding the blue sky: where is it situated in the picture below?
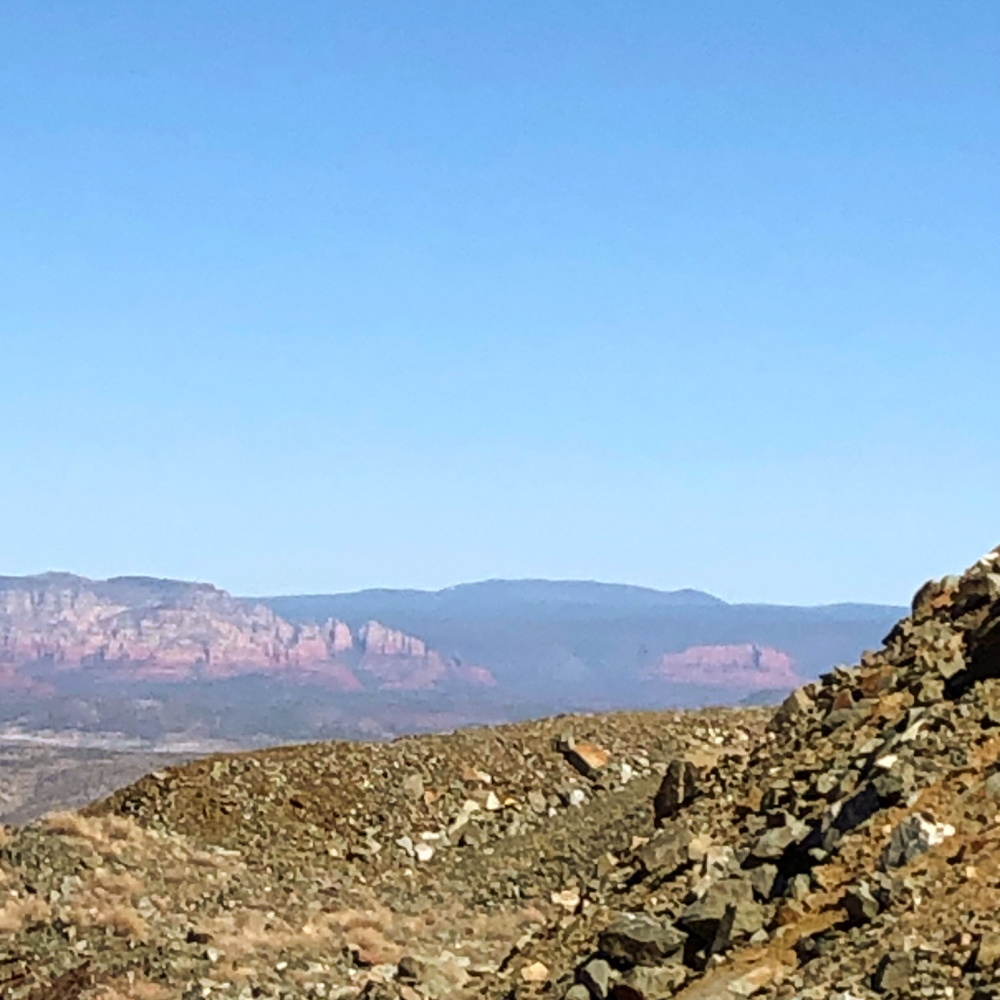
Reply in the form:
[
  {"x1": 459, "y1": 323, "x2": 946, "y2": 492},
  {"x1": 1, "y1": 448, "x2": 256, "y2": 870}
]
[{"x1": 2, "y1": 1, "x2": 998, "y2": 603}]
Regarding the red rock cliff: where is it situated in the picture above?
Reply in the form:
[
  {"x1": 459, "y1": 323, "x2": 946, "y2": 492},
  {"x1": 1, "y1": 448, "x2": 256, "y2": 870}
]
[{"x1": 0, "y1": 574, "x2": 494, "y2": 692}]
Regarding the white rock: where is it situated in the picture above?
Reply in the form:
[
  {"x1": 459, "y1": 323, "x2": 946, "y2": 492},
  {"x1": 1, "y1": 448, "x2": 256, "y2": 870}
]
[
  {"x1": 921, "y1": 817, "x2": 955, "y2": 846},
  {"x1": 551, "y1": 887, "x2": 581, "y2": 911},
  {"x1": 520, "y1": 962, "x2": 549, "y2": 983}
]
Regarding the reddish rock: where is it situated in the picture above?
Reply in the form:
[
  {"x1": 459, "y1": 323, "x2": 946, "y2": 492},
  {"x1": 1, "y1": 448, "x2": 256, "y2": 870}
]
[
  {"x1": 0, "y1": 574, "x2": 494, "y2": 694},
  {"x1": 642, "y1": 643, "x2": 801, "y2": 689}
]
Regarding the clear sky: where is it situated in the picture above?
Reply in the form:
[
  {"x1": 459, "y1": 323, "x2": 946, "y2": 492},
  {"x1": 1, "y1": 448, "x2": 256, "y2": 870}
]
[{"x1": 2, "y1": 1, "x2": 998, "y2": 604}]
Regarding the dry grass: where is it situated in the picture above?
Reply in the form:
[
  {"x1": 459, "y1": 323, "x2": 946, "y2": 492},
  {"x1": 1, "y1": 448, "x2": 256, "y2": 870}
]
[
  {"x1": 463, "y1": 904, "x2": 547, "y2": 945},
  {"x1": 60, "y1": 863, "x2": 150, "y2": 941},
  {"x1": 65, "y1": 896, "x2": 150, "y2": 941},
  {"x1": 85, "y1": 974, "x2": 177, "y2": 1000},
  {"x1": 44, "y1": 812, "x2": 153, "y2": 856},
  {"x1": 344, "y1": 924, "x2": 403, "y2": 966},
  {"x1": 324, "y1": 905, "x2": 404, "y2": 964},
  {"x1": 70, "y1": 895, "x2": 150, "y2": 940},
  {"x1": 200, "y1": 908, "x2": 337, "y2": 964},
  {"x1": 43, "y1": 810, "x2": 241, "y2": 918},
  {"x1": 98, "y1": 904, "x2": 150, "y2": 940},
  {"x1": 188, "y1": 847, "x2": 239, "y2": 869},
  {"x1": 0, "y1": 894, "x2": 51, "y2": 934},
  {"x1": 197, "y1": 902, "x2": 406, "y2": 968},
  {"x1": 196, "y1": 896, "x2": 546, "y2": 974}
]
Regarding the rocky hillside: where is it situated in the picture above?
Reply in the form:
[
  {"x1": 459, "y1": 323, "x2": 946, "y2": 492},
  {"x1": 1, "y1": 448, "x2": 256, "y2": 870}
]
[
  {"x1": 0, "y1": 573, "x2": 494, "y2": 692},
  {"x1": 1, "y1": 545, "x2": 999, "y2": 999}
]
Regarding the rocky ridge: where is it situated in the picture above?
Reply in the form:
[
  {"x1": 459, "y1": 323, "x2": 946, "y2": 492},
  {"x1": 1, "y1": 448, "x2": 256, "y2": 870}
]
[
  {"x1": 0, "y1": 574, "x2": 494, "y2": 692},
  {"x1": 1, "y1": 547, "x2": 999, "y2": 998},
  {"x1": 499, "y1": 545, "x2": 1000, "y2": 999}
]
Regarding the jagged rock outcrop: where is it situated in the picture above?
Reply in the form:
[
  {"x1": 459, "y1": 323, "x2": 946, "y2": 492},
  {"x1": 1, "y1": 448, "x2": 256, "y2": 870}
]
[
  {"x1": 0, "y1": 573, "x2": 494, "y2": 692},
  {"x1": 354, "y1": 621, "x2": 498, "y2": 690},
  {"x1": 492, "y1": 543, "x2": 1000, "y2": 999}
]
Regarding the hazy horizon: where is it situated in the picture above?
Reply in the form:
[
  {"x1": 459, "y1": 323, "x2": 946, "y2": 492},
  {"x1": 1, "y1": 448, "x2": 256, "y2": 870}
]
[{"x1": 2, "y1": 566, "x2": 913, "y2": 609}]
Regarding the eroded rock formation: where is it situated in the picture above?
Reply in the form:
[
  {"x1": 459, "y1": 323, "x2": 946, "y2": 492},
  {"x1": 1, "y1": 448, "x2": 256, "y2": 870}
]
[
  {"x1": 0, "y1": 574, "x2": 494, "y2": 692},
  {"x1": 642, "y1": 643, "x2": 800, "y2": 689}
]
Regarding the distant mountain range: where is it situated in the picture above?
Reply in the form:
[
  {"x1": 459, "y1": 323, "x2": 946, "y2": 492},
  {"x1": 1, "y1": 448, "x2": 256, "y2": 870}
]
[
  {"x1": 261, "y1": 578, "x2": 905, "y2": 704},
  {"x1": 0, "y1": 572, "x2": 906, "y2": 744}
]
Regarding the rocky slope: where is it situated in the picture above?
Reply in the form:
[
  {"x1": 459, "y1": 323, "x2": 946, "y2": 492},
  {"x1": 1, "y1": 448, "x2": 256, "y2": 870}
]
[
  {"x1": 0, "y1": 574, "x2": 494, "y2": 692},
  {"x1": 1, "y1": 545, "x2": 1000, "y2": 999}
]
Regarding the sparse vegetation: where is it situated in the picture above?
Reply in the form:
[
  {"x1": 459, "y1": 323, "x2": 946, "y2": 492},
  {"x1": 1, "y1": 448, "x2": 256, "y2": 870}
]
[
  {"x1": 2, "y1": 548, "x2": 1000, "y2": 998},
  {"x1": 0, "y1": 894, "x2": 51, "y2": 934}
]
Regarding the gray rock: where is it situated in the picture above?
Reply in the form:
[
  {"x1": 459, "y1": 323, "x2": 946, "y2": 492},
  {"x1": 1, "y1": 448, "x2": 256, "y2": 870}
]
[
  {"x1": 616, "y1": 964, "x2": 687, "y2": 998},
  {"x1": 653, "y1": 759, "x2": 700, "y2": 824},
  {"x1": 396, "y1": 955, "x2": 423, "y2": 983},
  {"x1": 634, "y1": 823, "x2": 692, "y2": 879},
  {"x1": 843, "y1": 882, "x2": 880, "y2": 925},
  {"x1": 527, "y1": 789, "x2": 548, "y2": 813},
  {"x1": 748, "y1": 816, "x2": 807, "y2": 861},
  {"x1": 598, "y1": 913, "x2": 687, "y2": 967},
  {"x1": 985, "y1": 773, "x2": 1000, "y2": 802},
  {"x1": 773, "y1": 687, "x2": 814, "y2": 726},
  {"x1": 579, "y1": 957, "x2": 613, "y2": 999},
  {"x1": 401, "y1": 773, "x2": 425, "y2": 801},
  {"x1": 707, "y1": 902, "x2": 739, "y2": 955},
  {"x1": 913, "y1": 675, "x2": 945, "y2": 704},
  {"x1": 747, "y1": 863, "x2": 778, "y2": 900},
  {"x1": 679, "y1": 878, "x2": 762, "y2": 944},
  {"x1": 878, "y1": 813, "x2": 955, "y2": 871},
  {"x1": 977, "y1": 932, "x2": 1000, "y2": 969},
  {"x1": 872, "y1": 950, "x2": 914, "y2": 993},
  {"x1": 787, "y1": 873, "x2": 811, "y2": 901}
]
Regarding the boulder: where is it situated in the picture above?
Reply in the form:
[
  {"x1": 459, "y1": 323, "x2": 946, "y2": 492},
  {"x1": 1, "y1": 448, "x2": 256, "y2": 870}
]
[
  {"x1": 614, "y1": 964, "x2": 687, "y2": 998},
  {"x1": 598, "y1": 913, "x2": 687, "y2": 967},
  {"x1": 678, "y1": 878, "x2": 762, "y2": 944},
  {"x1": 872, "y1": 951, "x2": 914, "y2": 993},
  {"x1": 747, "y1": 863, "x2": 778, "y2": 900},
  {"x1": 564, "y1": 741, "x2": 611, "y2": 779},
  {"x1": 634, "y1": 822, "x2": 692, "y2": 879},
  {"x1": 401, "y1": 773, "x2": 425, "y2": 801},
  {"x1": 878, "y1": 814, "x2": 955, "y2": 871},
  {"x1": 843, "y1": 882, "x2": 880, "y2": 925},
  {"x1": 976, "y1": 932, "x2": 1000, "y2": 970},
  {"x1": 772, "y1": 686, "x2": 814, "y2": 727},
  {"x1": 747, "y1": 815, "x2": 808, "y2": 862},
  {"x1": 579, "y1": 957, "x2": 613, "y2": 998},
  {"x1": 653, "y1": 759, "x2": 701, "y2": 824}
]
